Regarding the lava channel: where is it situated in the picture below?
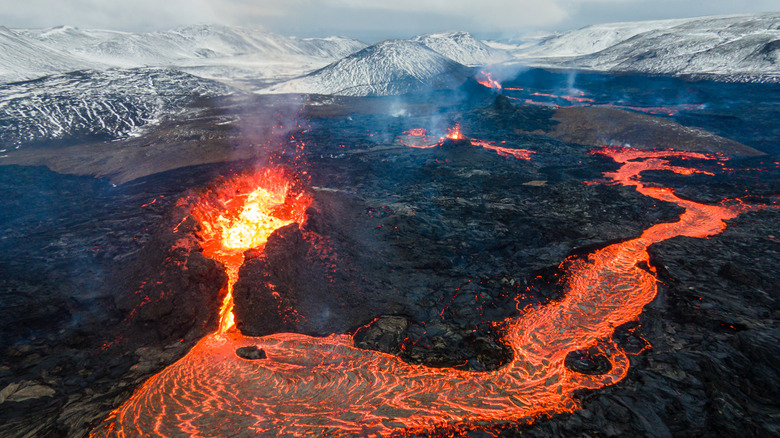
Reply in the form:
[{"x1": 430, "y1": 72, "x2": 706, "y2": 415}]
[{"x1": 92, "y1": 147, "x2": 756, "y2": 437}]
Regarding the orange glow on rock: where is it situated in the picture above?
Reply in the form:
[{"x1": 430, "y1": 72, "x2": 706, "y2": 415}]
[
  {"x1": 446, "y1": 123, "x2": 465, "y2": 140},
  {"x1": 190, "y1": 168, "x2": 311, "y2": 333},
  {"x1": 476, "y1": 71, "x2": 502, "y2": 91},
  {"x1": 398, "y1": 128, "x2": 438, "y2": 149},
  {"x1": 92, "y1": 147, "x2": 757, "y2": 437},
  {"x1": 398, "y1": 124, "x2": 534, "y2": 160}
]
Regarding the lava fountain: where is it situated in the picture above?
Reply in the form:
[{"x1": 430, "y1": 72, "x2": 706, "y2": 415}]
[
  {"x1": 92, "y1": 148, "x2": 757, "y2": 437},
  {"x1": 476, "y1": 71, "x2": 502, "y2": 91},
  {"x1": 189, "y1": 167, "x2": 311, "y2": 333}
]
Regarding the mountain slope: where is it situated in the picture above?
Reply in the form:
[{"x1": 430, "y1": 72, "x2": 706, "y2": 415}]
[
  {"x1": 506, "y1": 13, "x2": 780, "y2": 81},
  {"x1": 0, "y1": 26, "x2": 99, "y2": 83},
  {"x1": 0, "y1": 68, "x2": 231, "y2": 150},
  {"x1": 3, "y1": 25, "x2": 366, "y2": 84},
  {"x1": 514, "y1": 18, "x2": 691, "y2": 59},
  {"x1": 265, "y1": 39, "x2": 470, "y2": 96},
  {"x1": 412, "y1": 31, "x2": 508, "y2": 66}
]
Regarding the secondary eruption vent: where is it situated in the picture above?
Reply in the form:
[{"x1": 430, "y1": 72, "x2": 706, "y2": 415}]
[
  {"x1": 400, "y1": 124, "x2": 535, "y2": 160},
  {"x1": 476, "y1": 70, "x2": 501, "y2": 91},
  {"x1": 190, "y1": 167, "x2": 311, "y2": 333}
]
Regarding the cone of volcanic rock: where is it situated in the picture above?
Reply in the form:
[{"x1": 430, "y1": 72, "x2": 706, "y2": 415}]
[
  {"x1": 438, "y1": 137, "x2": 481, "y2": 163},
  {"x1": 113, "y1": 207, "x2": 227, "y2": 346},
  {"x1": 232, "y1": 198, "x2": 401, "y2": 337},
  {"x1": 440, "y1": 137, "x2": 473, "y2": 151}
]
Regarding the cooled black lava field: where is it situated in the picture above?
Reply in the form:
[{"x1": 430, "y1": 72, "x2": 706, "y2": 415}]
[{"x1": 0, "y1": 72, "x2": 778, "y2": 437}]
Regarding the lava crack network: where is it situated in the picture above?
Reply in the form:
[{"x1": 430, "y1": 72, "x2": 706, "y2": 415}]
[{"x1": 92, "y1": 147, "x2": 752, "y2": 437}]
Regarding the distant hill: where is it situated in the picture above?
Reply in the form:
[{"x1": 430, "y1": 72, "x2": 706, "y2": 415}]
[
  {"x1": 493, "y1": 13, "x2": 780, "y2": 82},
  {"x1": 265, "y1": 39, "x2": 470, "y2": 96}
]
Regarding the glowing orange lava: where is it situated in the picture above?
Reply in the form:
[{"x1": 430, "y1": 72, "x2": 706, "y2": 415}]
[
  {"x1": 446, "y1": 123, "x2": 465, "y2": 140},
  {"x1": 92, "y1": 147, "x2": 758, "y2": 437},
  {"x1": 476, "y1": 71, "x2": 502, "y2": 91},
  {"x1": 189, "y1": 167, "x2": 311, "y2": 333},
  {"x1": 398, "y1": 124, "x2": 534, "y2": 160},
  {"x1": 398, "y1": 128, "x2": 439, "y2": 149}
]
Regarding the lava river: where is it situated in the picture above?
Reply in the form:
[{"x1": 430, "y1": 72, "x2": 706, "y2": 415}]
[{"x1": 92, "y1": 147, "x2": 755, "y2": 437}]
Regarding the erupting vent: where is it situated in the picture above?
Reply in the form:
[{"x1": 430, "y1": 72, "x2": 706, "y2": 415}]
[
  {"x1": 190, "y1": 167, "x2": 311, "y2": 333},
  {"x1": 400, "y1": 124, "x2": 535, "y2": 160},
  {"x1": 91, "y1": 148, "x2": 763, "y2": 437},
  {"x1": 476, "y1": 71, "x2": 501, "y2": 91}
]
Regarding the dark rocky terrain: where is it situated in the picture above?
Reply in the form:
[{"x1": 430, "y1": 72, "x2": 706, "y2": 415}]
[{"x1": 0, "y1": 80, "x2": 777, "y2": 437}]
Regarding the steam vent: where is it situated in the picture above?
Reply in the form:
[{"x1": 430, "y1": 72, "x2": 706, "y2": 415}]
[{"x1": 1, "y1": 14, "x2": 779, "y2": 438}]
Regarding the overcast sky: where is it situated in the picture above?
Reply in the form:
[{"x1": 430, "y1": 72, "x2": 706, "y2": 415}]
[{"x1": 1, "y1": 0, "x2": 778, "y2": 41}]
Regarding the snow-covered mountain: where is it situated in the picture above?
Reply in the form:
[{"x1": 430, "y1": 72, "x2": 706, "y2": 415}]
[
  {"x1": 19, "y1": 25, "x2": 365, "y2": 64},
  {"x1": 0, "y1": 68, "x2": 231, "y2": 150},
  {"x1": 266, "y1": 39, "x2": 470, "y2": 96},
  {"x1": 508, "y1": 18, "x2": 692, "y2": 59},
  {"x1": 412, "y1": 31, "x2": 509, "y2": 66},
  {"x1": 499, "y1": 13, "x2": 780, "y2": 81},
  {"x1": 0, "y1": 26, "x2": 101, "y2": 83},
  {"x1": 1, "y1": 25, "x2": 366, "y2": 85}
]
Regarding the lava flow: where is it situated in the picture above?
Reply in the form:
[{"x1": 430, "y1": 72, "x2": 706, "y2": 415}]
[
  {"x1": 189, "y1": 167, "x2": 311, "y2": 332},
  {"x1": 399, "y1": 124, "x2": 535, "y2": 160},
  {"x1": 503, "y1": 88, "x2": 705, "y2": 116},
  {"x1": 93, "y1": 148, "x2": 756, "y2": 437},
  {"x1": 476, "y1": 71, "x2": 502, "y2": 91}
]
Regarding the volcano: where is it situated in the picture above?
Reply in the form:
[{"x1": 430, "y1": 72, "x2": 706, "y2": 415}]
[
  {"x1": 266, "y1": 39, "x2": 470, "y2": 96},
  {"x1": 0, "y1": 19, "x2": 779, "y2": 438}
]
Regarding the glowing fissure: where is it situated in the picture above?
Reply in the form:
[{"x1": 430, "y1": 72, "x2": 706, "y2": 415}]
[
  {"x1": 93, "y1": 147, "x2": 754, "y2": 437},
  {"x1": 475, "y1": 73, "x2": 703, "y2": 116}
]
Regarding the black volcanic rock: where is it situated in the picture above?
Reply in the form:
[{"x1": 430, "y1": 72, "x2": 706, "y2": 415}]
[
  {"x1": 565, "y1": 348, "x2": 612, "y2": 375},
  {"x1": 236, "y1": 346, "x2": 267, "y2": 360},
  {"x1": 484, "y1": 94, "x2": 558, "y2": 132},
  {"x1": 353, "y1": 316, "x2": 409, "y2": 355},
  {"x1": 439, "y1": 137, "x2": 473, "y2": 151},
  {"x1": 233, "y1": 196, "x2": 403, "y2": 337},
  {"x1": 232, "y1": 224, "x2": 311, "y2": 336},
  {"x1": 1, "y1": 81, "x2": 777, "y2": 438},
  {"x1": 112, "y1": 207, "x2": 227, "y2": 346},
  {"x1": 542, "y1": 106, "x2": 765, "y2": 156}
]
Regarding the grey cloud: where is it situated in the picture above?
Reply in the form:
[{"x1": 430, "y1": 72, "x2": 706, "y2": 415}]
[{"x1": 0, "y1": 0, "x2": 776, "y2": 41}]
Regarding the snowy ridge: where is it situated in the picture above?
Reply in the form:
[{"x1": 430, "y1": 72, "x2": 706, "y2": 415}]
[
  {"x1": 503, "y1": 13, "x2": 780, "y2": 81},
  {"x1": 265, "y1": 39, "x2": 469, "y2": 96},
  {"x1": 2, "y1": 25, "x2": 366, "y2": 84},
  {"x1": 513, "y1": 17, "x2": 692, "y2": 58},
  {"x1": 412, "y1": 31, "x2": 509, "y2": 66},
  {"x1": 0, "y1": 68, "x2": 231, "y2": 150},
  {"x1": 0, "y1": 26, "x2": 100, "y2": 83}
]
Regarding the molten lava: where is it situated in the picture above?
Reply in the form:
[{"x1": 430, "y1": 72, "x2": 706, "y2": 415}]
[
  {"x1": 445, "y1": 123, "x2": 465, "y2": 140},
  {"x1": 92, "y1": 148, "x2": 761, "y2": 437},
  {"x1": 398, "y1": 128, "x2": 439, "y2": 149},
  {"x1": 189, "y1": 167, "x2": 311, "y2": 333},
  {"x1": 398, "y1": 125, "x2": 534, "y2": 160},
  {"x1": 476, "y1": 71, "x2": 502, "y2": 91}
]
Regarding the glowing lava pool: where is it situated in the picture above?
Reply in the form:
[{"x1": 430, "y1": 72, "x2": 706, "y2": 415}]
[{"x1": 91, "y1": 147, "x2": 756, "y2": 437}]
